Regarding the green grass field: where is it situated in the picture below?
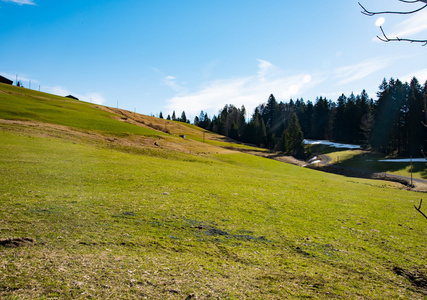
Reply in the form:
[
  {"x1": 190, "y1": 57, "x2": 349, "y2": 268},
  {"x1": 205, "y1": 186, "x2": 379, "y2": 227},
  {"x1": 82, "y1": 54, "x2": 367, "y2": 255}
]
[{"x1": 1, "y1": 84, "x2": 427, "y2": 299}]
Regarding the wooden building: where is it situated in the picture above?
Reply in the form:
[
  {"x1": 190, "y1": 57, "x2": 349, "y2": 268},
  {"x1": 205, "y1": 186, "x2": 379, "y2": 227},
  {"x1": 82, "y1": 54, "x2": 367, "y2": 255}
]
[{"x1": 0, "y1": 75, "x2": 13, "y2": 85}]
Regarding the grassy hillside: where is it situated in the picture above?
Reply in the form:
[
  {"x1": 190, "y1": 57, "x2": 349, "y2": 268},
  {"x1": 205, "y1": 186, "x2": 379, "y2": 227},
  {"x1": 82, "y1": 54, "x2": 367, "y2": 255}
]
[{"x1": 1, "y1": 84, "x2": 426, "y2": 299}]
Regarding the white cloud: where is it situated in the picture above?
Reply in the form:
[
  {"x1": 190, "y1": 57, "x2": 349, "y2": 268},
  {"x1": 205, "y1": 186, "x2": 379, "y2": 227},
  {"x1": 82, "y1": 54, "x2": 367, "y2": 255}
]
[
  {"x1": 401, "y1": 68, "x2": 427, "y2": 84},
  {"x1": 43, "y1": 86, "x2": 70, "y2": 96},
  {"x1": 165, "y1": 60, "x2": 323, "y2": 118},
  {"x1": 81, "y1": 92, "x2": 106, "y2": 105},
  {"x1": 257, "y1": 59, "x2": 276, "y2": 80},
  {"x1": 2, "y1": 0, "x2": 35, "y2": 5},
  {"x1": 43, "y1": 85, "x2": 106, "y2": 105},
  {"x1": 389, "y1": 9, "x2": 427, "y2": 39},
  {"x1": 163, "y1": 75, "x2": 185, "y2": 93},
  {"x1": 334, "y1": 57, "x2": 392, "y2": 86}
]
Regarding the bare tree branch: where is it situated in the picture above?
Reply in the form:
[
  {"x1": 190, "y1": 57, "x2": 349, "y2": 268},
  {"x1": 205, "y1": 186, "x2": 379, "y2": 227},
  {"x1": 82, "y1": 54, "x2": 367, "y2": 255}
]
[
  {"x1": 415, "y1": 199, "x2": 427, "y2": 219},
  {"x1": 359, "y1": 1, "x2": 427, "y2": 16},
  {"x1": 400, "y1": 0, "x2": 426, "y2": 4},
  {"x1": 359, "y1": 1, "x2": 427, "y2": 45},
  {"x1": 377, "y1": 26, "x2": 427, "y2": 46}
]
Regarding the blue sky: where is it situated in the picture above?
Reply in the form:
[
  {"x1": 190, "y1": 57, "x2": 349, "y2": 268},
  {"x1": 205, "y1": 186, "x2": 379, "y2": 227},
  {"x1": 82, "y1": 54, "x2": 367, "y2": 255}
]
[{"x1": 1, "y1": 0, "x2": 427, "y2": 120}]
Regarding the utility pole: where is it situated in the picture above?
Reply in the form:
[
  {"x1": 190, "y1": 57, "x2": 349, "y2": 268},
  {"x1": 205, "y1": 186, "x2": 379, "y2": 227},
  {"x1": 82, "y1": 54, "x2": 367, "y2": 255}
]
[
  {"x1": 29, "y1": 80, "x2": 31, "y2": 89},
  {"x1": 411, "y1": 156, "x2": 413, "y2": 187}
]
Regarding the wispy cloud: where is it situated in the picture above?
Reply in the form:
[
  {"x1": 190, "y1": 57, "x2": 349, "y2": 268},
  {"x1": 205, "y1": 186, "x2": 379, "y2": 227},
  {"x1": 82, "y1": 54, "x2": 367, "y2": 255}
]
[
  {"x1": 165, "y1": 59, "x2": 323, "y2": 117},
  {"x1": 2, "y1": 0, "x2": 36, "y2": 5},
  {"x1": 163, "y1": 75, "x2": 186, "y2": 93},
  {"x1": 389, "y1": 9, "x2": 427, "y2": 39},
  {"x1": 334, "y1": 57, "x2": 392, "y2": 86}
]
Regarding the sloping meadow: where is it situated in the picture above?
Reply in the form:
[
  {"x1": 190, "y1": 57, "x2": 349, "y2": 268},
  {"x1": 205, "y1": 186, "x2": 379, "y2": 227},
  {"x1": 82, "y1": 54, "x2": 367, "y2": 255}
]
[{"x1": 0, "y1": 85, "x2": 426, "y2": 298}]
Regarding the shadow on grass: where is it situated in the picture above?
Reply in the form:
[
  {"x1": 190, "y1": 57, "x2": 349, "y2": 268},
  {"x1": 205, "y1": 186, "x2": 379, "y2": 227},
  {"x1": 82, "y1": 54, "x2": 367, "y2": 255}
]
[{"x1": 336, "y1": 152, "x2": 427, "y2": 180}]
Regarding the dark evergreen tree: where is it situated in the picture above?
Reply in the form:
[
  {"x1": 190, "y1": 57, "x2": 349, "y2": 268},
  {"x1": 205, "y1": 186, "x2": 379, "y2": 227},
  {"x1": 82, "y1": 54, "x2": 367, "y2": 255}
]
[
  {"x1": 356, "y1": 90, "x2": 372, "y2": 145},
  {"x1": 333, "y1": 94, "x2": 347, "y2": 142},
  {"x1": 193, "y1": 116, "x2": 200, "y2": 126},
  {"x1": 371, "y1": 79, "x2": 394, "y2": 153},
  {"x1": 229, "y1": 122, "x2": 239, "y2": 140},
  {"x1": 180, "y1": 111, "x2": 187, "y2": 123},
  {"x1": 406, "y1": 77, "x2": 425, "y2": 156},
  {"x1": 313, "y1": 97, "x2": 330, "y2": 139},
  {"x1": 244, "y1": 107, "x2": 267, "y2": 146},
  {"x1": 262, "y1": 94, "x2": 279, "y2": 129},
  {"x1": 282, "y1": 113, "x2": 304, "y2": 157}
]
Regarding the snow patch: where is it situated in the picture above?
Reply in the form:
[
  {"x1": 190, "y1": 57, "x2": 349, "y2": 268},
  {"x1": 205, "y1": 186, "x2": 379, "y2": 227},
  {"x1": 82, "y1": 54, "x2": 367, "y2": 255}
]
[
  {"x1": 378, "y1": 158, "x2": 426, "y2": 163},
  {"x1": 304, "y1": 139, "x2": 361, "y2": 149},
  {"x1": 308, "y1": 156, "x2": 318, "y2": 163},
  {"x1": 307, "y1": 156, "x2": 321, "y2": 164}
]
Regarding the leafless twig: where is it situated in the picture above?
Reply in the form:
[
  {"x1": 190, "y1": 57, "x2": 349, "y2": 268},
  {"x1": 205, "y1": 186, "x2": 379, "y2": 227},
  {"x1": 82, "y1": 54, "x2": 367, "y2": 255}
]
[
  {"x1": 414, "y1": 199, "x2": 427, "y2": 219},
  {"x1": 359, "y1": 1, "x2": 427, "y2": 16},
  {"x1": 359, "y1": 1, "x2": 427, "y2": 45},
  {"x1": 377, "y1": 26, "x2": 427, "y2": 46}
]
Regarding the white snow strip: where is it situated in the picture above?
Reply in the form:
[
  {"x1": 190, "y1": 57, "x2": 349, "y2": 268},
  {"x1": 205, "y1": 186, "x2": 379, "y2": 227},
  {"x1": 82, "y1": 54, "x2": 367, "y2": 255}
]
[
  {"x1": 304, "y1": 139, "x2": 361, "y2": 149},
  {"x1": 308, "y1": 156, "x2": 318, "y2": 163},
  {"x1": 378, "y1": 158, "x2": 426, "y2": 163}
]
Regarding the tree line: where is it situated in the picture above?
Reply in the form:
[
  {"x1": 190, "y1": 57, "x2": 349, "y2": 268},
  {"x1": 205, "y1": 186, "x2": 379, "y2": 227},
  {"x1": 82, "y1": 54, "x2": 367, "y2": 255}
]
[{"x1": 165, "y1": 77, "x2": 427, "y2": 158}]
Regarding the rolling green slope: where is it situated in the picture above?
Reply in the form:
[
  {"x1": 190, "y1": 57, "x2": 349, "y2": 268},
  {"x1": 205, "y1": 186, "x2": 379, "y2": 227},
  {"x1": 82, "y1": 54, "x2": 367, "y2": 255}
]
[
  {"x1": 0, "y1": 83, "x2": 162, "y2": 136},
  {"x1": 0, "y1": 84, "x2": 426, "y2": 299}
]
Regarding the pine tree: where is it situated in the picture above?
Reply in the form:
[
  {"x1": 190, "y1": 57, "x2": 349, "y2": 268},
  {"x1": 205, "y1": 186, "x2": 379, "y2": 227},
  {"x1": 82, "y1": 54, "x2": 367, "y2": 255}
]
[
  {"x1": 181, "y1": 111, "x2": 187, "y2": 123},
  {"x1": 282, "y1": 113, "x2": 304, "y2": 158},
  {"x1": 313, "y1": 97, "x2": 330, "y2": 139},
  {"x1": 193, "y1": 116, "x2": 200, "y2": 126},
  {"x1": 262, "y1": 94, "x2": 279, "y2": 129},
  {"x1": 333, "y1": 94, "x2": 347, "y2": 142},
  {"x1": 406, "y1": 77, "x2": 425, "y2": 156}
]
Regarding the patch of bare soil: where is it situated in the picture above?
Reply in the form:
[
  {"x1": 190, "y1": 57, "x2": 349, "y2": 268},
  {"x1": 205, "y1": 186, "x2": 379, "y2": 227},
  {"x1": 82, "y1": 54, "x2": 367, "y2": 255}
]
[
  {"x1": 98, "y1": 106, "x2": 239, "y2": 148},
  {"x1": 0, "y1": 119, "x2": 107, "y2": 142},
  {"x1": 99, "y1": 106, "x2": 200, "y2": 136},
  {"x1": 230, "y1": 147, "x2": 307, "y2": 167},
  {"x1": 0, "y1": 237, "x2": 36, "y2": 248},
  {"x1": 266, "y1": 153, "x2": 307, "y2": 167},
  {"x1": 393, "y1": 266, "x2": 427, "y2": 294},
  {"x1": 0, "y1": 117, "x2": 231, "y2": 158}
]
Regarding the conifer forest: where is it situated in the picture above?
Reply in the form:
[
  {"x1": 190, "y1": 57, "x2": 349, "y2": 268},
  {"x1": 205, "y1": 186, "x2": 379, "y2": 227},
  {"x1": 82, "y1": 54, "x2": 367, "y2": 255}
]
[{"x1": 186, "y1": 77, "x2": 427, "y2": 158}]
